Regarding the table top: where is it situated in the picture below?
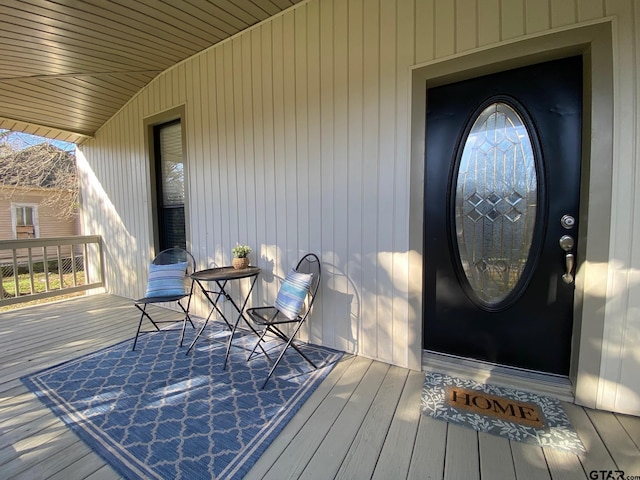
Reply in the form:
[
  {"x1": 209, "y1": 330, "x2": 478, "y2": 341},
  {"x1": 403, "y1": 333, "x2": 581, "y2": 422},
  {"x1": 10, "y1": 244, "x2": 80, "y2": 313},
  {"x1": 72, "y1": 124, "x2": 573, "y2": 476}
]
[{"x1": 190, "y1": 266, "x2": 260, "y2": 282}]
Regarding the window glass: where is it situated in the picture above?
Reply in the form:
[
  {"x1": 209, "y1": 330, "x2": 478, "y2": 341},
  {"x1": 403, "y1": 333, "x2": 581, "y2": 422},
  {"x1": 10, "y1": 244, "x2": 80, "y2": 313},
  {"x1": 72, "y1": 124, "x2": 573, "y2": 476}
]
[
  {"x1": 154, "y1": 120, "x2": 186, "y2": 251},
  {"x1": 159, "y1": 123, "x2": 185, "y2": 206}
]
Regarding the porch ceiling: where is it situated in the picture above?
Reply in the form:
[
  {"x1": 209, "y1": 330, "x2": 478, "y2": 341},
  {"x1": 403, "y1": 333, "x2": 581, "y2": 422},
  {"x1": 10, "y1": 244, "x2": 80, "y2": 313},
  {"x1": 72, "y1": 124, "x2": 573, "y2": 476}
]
[{"x1": 0, "y1": 0, "x2": 302, "y2": 145}]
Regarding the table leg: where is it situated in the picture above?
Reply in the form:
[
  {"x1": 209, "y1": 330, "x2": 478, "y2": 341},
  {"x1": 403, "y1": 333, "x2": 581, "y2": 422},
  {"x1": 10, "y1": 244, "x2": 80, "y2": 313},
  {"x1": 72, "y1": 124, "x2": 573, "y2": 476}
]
[
  {"x1": 186, "y1": 272, "x2": 267, "y2": 367},
  {"x1": 185, "y1": 279, "x2": 228, "y2": 355},
  {"x1": 222, "y1": 274, "x2": 268, "y2": 369}
]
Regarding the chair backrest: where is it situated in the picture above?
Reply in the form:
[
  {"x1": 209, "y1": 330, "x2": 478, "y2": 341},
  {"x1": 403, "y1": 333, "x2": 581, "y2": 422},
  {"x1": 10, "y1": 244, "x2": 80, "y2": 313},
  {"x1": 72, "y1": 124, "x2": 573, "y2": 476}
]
[
  {"x1": 294, "y1": 253, "x2": 321, "y2": 315},
  {"x1": 153, "y1": 247, "x2": 196, "y2": 275}
]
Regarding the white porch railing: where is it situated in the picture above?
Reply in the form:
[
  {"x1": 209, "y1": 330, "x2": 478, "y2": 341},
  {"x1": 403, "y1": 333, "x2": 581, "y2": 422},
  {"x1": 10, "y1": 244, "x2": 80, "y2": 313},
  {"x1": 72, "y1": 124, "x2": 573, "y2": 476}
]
[{"x1": 0, "y1": 235, "x2": 104, "y2": 307}]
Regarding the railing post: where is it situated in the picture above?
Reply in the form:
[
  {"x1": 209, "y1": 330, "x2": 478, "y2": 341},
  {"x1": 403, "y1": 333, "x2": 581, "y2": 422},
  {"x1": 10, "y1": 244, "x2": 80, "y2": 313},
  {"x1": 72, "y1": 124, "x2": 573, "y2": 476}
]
[{"x1": 99, "y1": 236, "x2": 105, "y2": 289}]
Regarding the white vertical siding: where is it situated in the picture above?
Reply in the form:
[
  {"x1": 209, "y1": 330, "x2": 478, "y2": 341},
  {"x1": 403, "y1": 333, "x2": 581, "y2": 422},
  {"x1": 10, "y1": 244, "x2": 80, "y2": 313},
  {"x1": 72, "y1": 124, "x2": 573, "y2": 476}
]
[
  {"x1": 361, "y1": 0, "x2": 380, "y2": 363},
  {"x1": 599, "y1": 0, "x2": 640, "y2": 414},
  {"x1": 477, "y1": 0, "x2": 501, "y2": 47},
  {"x1": 502, "y1": 0, "x2": 526, "y2": 40},
  {"x1": 78, "y1": 0, "x2": 640, "y2": 414}
]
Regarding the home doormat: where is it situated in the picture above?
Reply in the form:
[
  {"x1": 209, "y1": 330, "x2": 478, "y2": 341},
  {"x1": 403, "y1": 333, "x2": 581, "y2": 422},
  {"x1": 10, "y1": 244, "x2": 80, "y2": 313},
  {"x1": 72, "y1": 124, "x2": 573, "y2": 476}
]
[
  {"x1": 21, "y1": 321, "x2": 342, "y2": 480},
  {"x1": 421, "y1": 372, "x2": 585, "y2": 455}
]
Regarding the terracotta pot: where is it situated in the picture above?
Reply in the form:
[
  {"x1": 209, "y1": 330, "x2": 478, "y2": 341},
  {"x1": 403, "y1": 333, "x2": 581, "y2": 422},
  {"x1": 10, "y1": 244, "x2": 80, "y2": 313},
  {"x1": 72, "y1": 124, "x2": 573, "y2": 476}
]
[{"x1": 232, "y1": 257, "x2": 250, "y2": 269}]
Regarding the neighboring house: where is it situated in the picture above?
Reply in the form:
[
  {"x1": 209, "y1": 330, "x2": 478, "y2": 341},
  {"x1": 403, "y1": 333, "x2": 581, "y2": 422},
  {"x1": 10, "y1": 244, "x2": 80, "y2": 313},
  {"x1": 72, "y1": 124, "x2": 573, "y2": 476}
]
[
  {"x1": 0, "y1": 187, "x2": 79, "y2": 241},
  {"x1": 0, "y1": 145, "x2": 80, "y2": 266},
  {"x1": 0, "y1": 145, "x2": 79, "y2": 241}
]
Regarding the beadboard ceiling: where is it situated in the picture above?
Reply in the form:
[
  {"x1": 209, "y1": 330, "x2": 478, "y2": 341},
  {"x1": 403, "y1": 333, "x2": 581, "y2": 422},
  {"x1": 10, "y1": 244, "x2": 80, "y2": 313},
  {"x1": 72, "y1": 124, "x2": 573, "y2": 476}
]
[{"x1": 0, "y1": 0, "x2": 302, "y2": 145}]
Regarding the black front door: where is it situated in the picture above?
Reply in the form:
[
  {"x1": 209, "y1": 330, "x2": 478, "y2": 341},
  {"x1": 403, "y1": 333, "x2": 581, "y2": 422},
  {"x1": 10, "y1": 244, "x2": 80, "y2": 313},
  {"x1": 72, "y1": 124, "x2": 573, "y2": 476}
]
[{"x1": 423, "y1": 57, "x2": 583, "y2": 375}]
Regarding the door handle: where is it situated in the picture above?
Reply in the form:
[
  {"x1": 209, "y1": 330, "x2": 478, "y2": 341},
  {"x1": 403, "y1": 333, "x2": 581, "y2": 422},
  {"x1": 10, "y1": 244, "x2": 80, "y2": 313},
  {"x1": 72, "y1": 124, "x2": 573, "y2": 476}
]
[
  {"x1": 562, "y1": 253, "x2": 574, "y2": 284},
  {"x1": 559, "y1": 235, "x2": 575, "y2": 284}
]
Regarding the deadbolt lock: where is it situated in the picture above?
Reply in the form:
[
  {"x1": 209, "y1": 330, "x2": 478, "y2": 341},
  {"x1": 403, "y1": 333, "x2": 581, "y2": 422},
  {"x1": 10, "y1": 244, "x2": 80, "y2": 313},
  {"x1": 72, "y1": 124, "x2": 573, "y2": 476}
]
[{"x1": 561, "y1": 215, "x2": 576, "y2": 229}]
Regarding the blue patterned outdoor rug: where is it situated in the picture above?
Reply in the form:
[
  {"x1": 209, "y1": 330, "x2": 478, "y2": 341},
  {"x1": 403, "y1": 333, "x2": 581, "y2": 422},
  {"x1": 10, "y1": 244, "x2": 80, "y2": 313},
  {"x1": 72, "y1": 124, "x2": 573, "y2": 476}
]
[
  {"x1": 22, "y1": 322, "x2": 342, "y2": 479},
  {"x1": 421, "y1": 372, "x2": 585, "y2": 455}
]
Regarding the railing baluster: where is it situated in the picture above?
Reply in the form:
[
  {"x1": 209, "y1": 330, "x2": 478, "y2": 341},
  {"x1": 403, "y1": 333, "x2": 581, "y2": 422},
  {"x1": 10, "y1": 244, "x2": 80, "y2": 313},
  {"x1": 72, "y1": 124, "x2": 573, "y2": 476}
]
[
  {"x1": 12, "y1": 249, "x2": 19, "y2": 298},
  {"x1": 56, "y1": 245, "x2": 63, "y2": 290},
  {"x1": 0, "y1": 260, "x2": 4, "y2": 299},
  {"x1": 83, "y1": 242, "x2": 89, "y2": 284},
  {"x1": 71, "y1": 244, "x2": 77, "y2": 287},
  {"x1": 28, "y1": 247, "x2": 35, "y2": 294},
  {"x1": 43, "y1": 246, "x2": 50, "y2": 292}
]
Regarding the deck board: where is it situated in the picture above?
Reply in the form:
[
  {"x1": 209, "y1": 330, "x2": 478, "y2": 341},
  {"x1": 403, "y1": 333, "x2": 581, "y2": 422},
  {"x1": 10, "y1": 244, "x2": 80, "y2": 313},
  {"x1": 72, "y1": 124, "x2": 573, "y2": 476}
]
[
  {"x1": 616, "y1": 412, "x2": 640, "y2": 447},
  {"x1": 47, "y1": 453, "x2": 108, "y2": 480},
  {"x1": 511, "y1": 441, "x2": 551, "y2": 480},
  {"x1": 335, "y1": 366, "x2": 408, "y2": 479},
  {"x1": 372, "y1": 369, "x2": 424, "y2": 480},
  {"x1": 586, "y1": 408, "x2": 640, "y2": 474},
  {"x1": 300, "y1": 361, "x2": 391, "y2": 479},
  {"x1": 479, "y1": 433, "x2": 517, "y2": 480},
  {"x1": 83, "y1": 465, "x2": 120, "y2": 480},
  {"x1": 544, "y1": 448, "x2": 587, "y2": 480},
  {"x1": 260, "y1": 356, "x2": 375, "y2": 480},
  {"x1": 563, "y1": 403, "x2": 617, "y2": 473},
  {"x1": 406, "y1": 414, "x2": 447, "y2": 479},
  {"x1": 444, "y1": 424, "x2": 480, "y2": 480},
  {"x1": 246, "y1": 354, "x2": 358, "y2": 478},
  {"x1": 0, "y1": 294, "x2": 638, "y2": 479}
]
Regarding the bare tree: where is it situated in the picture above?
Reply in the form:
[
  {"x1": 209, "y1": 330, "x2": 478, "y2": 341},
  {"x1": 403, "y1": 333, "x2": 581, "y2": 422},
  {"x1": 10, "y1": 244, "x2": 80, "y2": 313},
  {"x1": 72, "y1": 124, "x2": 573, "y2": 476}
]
[
  {"x1": 0, "y1": 132, "x2": 78, "y2": 220},
  {"x1": 0, "y1": 130, "x2": 11, "y2": 159}
]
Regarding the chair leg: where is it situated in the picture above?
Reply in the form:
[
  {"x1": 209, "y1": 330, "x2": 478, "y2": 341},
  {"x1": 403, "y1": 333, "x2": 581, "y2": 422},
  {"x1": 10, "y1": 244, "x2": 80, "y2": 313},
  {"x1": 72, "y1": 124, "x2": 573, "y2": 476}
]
[
  {"x1": 179, "y1": 313, "x2": 188, "y2": 347},
  {"x1": 269, "y1": 325, "x2": 318, "y2": 369},
  {"x1": 177, "y1": 300, "x2": 194, "y2": 347},
  {"x1": 133, "y1": 303, "x2": 166, "y2": 350},
  {"x1": 247, "y1": 326, "x2": 272, "y2": 361},
  {"x1": 132, "y1": 304, "x2": 147, "y2": 351},
  {"x1": 261, "y1": 334, "x2": 296, "y2": 389},
  {"x1": 261, "y1": 324, "x2": 318, "y2": 389},
  {"x1": 284, "y1": 339, "x2": 318, "y2": 369},
  {"x1": 246, "y1": 310, "x2": 279, "y2": 361}
]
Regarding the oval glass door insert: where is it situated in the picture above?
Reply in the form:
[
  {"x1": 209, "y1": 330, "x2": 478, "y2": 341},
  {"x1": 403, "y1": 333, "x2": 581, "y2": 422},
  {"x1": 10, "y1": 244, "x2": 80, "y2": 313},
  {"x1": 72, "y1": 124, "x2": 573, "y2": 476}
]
[{"x1": 454, "y1": 102, "x2": 538, "y2": 307}]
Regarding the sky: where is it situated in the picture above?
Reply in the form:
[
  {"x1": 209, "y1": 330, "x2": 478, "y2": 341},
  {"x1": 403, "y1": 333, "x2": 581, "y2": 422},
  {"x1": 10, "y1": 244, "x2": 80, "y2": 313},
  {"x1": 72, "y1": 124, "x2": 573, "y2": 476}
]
[{"x1": 0, "y1": 129, "x2": 75, "y2": 152}]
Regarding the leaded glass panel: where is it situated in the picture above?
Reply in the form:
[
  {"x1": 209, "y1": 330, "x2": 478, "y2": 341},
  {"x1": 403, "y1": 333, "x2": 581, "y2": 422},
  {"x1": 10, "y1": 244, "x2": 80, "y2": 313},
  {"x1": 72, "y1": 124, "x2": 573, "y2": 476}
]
[{"x1": 454, "y1": 102, "x2": 537, "y2": 306}]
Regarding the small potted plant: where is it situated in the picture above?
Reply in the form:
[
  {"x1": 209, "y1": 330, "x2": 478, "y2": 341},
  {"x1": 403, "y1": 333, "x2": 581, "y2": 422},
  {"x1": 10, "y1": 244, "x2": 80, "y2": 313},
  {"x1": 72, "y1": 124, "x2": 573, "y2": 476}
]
[{"x1": 231, "y1": 244, "x2": 252, "y2": 269}]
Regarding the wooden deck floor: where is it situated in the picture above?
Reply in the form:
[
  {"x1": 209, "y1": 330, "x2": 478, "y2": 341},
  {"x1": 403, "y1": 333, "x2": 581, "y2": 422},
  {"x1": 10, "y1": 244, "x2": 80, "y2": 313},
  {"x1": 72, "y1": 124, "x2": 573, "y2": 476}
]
[{"x1": 1, "y1": 294, "x2": 639, "y2": 479}]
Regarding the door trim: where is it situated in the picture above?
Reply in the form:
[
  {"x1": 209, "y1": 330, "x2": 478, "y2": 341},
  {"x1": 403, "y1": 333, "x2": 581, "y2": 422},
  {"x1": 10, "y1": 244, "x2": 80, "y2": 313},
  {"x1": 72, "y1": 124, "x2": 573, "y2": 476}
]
[{"x1": 408, "y1": 19, "x2": 614, "y2": 409}]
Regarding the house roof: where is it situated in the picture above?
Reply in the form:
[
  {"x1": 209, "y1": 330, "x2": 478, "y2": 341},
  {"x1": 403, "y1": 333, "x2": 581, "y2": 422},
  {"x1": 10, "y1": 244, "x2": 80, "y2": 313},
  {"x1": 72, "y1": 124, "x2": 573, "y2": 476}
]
[{"x1": 0, "y1": 0, "x2": 302, "y2": 145}]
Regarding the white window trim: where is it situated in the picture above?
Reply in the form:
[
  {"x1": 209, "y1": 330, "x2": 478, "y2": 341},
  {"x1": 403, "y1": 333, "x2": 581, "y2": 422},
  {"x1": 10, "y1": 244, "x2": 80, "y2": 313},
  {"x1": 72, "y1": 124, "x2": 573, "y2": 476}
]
[{"x1": 11, "y1": 202, "x2": 40, "y2": 239}]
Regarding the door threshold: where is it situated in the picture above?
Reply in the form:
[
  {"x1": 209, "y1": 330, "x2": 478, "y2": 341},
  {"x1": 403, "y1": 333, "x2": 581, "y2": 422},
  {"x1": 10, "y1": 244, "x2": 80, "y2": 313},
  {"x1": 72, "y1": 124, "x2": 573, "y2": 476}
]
[{"x1": 422, "y1": 351, "x2": 575, "y2": 402}]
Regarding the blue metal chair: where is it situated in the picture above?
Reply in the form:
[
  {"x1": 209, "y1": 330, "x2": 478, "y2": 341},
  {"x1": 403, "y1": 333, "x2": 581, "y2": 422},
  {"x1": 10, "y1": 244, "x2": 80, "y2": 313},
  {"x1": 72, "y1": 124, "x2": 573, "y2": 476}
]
[
  {"x1": 132, "y1": 247, "x2": 196, "y2": 350},
  {"x1": 246, "y1": 253, "x2": 321, "y2": 388}
]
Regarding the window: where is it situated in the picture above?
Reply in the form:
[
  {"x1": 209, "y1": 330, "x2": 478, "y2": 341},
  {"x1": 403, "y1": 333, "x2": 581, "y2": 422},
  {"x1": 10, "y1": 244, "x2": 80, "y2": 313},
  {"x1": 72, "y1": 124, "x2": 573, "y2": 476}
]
[
  {"x1": 152, "y1": 120, "x2": 186, "y2": 251},
  {"x1": 12, "y1": 204, "x2": 38, "y2": 239}
]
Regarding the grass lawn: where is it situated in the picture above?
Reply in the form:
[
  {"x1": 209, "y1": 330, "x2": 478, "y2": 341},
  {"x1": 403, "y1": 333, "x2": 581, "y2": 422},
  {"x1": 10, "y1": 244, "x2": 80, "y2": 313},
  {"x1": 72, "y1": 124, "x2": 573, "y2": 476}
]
[{"x1": 1, "y1": 271, "x2": 87, "y2": 312}]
